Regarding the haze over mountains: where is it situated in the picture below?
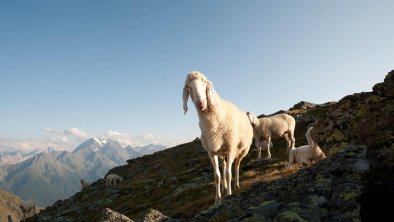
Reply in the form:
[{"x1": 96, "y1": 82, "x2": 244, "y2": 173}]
[{"x1": 0, "y1": 137, "x2": 167, "y2": 207}]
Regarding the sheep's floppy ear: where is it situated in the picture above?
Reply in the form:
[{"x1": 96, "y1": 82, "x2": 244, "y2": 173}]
[
  {"x1": 206, "y1": 80, "x2": 215, "y2": 106},
  {"x1": 183, "y1": 86, "x2": 189, "y2": 114}
]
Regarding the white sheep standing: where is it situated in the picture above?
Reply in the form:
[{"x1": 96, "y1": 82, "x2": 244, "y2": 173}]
[
  {"x1": 286, "y1": 127, "x2": 326, "y2": 168},
  {"x1": 20, "y1": 199, "x2": 36, "y2": 221},
  {"x1": 247, "y1": 112, "x2": 296, "y2": 159},
  {"x1": 105, "y1": 174, "x2": 123, "y2": 187},
  {"x1": 183, "y1": 71, "x2": 253, "y2": 205},
  {"x1": 80, "y1": 179, "x2": 91, "y2": 189}
]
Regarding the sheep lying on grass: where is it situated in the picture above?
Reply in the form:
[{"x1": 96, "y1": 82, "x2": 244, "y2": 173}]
[
  {"x1": 20, "y1": 199, "x2": 35, "y2": 221},
  {"x1": 80, "y1": 179, "x2": 91, "y2": 189},
  {"x1": 247, "y1": 112, "x2": 296, "y2": 159},
  {"x1": 106, "y1": 174, "x2": 123, "y2": 187},
  {"x1": 286, "y1": 127, "x2": 326, "y2": 168},
  {"x1": 183, "y1": 71, "x2": 253, "y2": 205}
]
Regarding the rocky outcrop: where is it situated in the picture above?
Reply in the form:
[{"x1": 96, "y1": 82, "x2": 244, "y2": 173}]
[
  {"x1": 100, "y1": 208, "x2": 134, "y2": 222},
  {"x1": 314, "y1": 71, "x2": 394, "y2": 164},
  {"x1": 289, "y1": 101, "x2": 317, "y2": 111},
  {"x1": 142, "y1": 209, "x2": 170, "y2": 222},
  {"x1": 192, "y1": 145, "x2": 369, "y2": 222},
  {"x1": 373, "y1": 70, "x2": 394, "y2": 97}
]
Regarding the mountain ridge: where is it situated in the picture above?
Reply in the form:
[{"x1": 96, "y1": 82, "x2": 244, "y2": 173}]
[{"x1": 0, "y1": 139, "x2": 168, "y2": 207}]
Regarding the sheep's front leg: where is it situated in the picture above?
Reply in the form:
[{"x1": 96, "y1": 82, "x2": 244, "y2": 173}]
[
  {"x1": 221, "y1": 156, "x2": 228, "y2": 191},
  {"x1": 257, "y1": 143, "x2": 262, "y2": 159},
  {"x1": 210, "y1": 153, "x2": 222, "y2": 205},
  {"x1": 256, "y1": 138, "x2": 263, "y2": 159},
  {"x1": 266, "y1": 137, "x2": 272, "y2": 159},
  {"x1": 225, "y1": 150, "x2": 236, "y2": 196}
]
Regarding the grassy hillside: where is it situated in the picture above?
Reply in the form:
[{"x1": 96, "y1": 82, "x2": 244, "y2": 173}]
[{"x1": 29, "y1": 70, "x2": 394, "y2": 221}]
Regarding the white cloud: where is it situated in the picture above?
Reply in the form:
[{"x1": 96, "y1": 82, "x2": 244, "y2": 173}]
[
  {"x1": 0, "y1": 128, "x2": 173, "y2": 152},
  {"x1": 43, "y1": 127, "x2": 90, "y2": 140},
  {"x1": 0, "y1": 138, "x2": 50, "y2": 152},
  {"x1": 103, "y1": 131, "x2": 163, "y2": 147},
  {"x1": 64, "y1": 128, "x2": 89, "y2": 140}
]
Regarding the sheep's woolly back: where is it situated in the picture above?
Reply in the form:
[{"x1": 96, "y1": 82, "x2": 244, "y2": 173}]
[{"x1": 185, "y1": 71, "x2": 207, "y2": 85}]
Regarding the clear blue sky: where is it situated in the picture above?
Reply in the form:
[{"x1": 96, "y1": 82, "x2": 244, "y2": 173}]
[{"x1": 1, "y1": 0, "x2": 393, "y2": 151}]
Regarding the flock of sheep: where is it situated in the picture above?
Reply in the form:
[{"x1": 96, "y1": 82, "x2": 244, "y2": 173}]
[
  {"x1": 17, "y1": 70, "x2": 327, "y2": 221},
  {"x1": 183, "y1": 71, "x2": 326, "y2": 205}
]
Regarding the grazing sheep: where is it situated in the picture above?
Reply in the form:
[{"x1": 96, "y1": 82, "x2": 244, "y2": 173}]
[
  {"x1": 247, "y1": 112, "x2": 296, "y2": 159},
  {"x1": 286, "y1": 127, "x2": 326, "y2": 168},
  {"x1": 80, "y1": 179, "x2": 91, "y2": 189},
  {"x1": 183, "y1": 71, "x2": 253, "y2": 205},
  {"x1": 105, "y1": 174, "x2": 123, "y2": 187},
  {"x1": 20, "y1": 199, "x2": 35, "y2": 221}
]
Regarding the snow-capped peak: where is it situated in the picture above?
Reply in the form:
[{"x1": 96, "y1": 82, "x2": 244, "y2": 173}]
[{"x1": 93, "y1": 137, "x2": 107, "y2": 147}]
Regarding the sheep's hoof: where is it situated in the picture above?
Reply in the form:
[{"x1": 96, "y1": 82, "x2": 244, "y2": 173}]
[{"x1": 264, "y1": 157, "x2": 272, "y2": 160}]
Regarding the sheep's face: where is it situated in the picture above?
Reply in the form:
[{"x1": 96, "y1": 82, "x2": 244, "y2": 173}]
[
  {"x1": 183, "y1": 71, "x2": 215, "y2": 114},
  {"x1": 187, "y1": 78, "x2": 209, "y2": 112}
]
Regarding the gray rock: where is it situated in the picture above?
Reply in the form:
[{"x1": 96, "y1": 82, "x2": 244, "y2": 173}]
[
  {"x1": 251, "y1": 200, "x2": 281, "y2": 219},
  {"x1": 143, "y1": 209, "x2": 170, "y2": 222},
  {"x1": 275, "y1": 210, "x2": 307, "y2": 222},
  {"x1": 100, "y1": 208, "x2": 134, "y2": 222}
]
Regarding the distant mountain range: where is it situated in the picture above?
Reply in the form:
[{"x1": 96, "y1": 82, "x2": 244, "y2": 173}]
[
  {"x1": 0, "y1": 149, "x2": 42, "y2": 166},
  {"x1": 0, "y1": 138, "x2": 167, "y2": 207}
]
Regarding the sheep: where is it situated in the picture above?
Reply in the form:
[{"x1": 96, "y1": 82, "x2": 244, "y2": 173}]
[
  {"x1": 247, "y1": 112, "x2": 296, "y2": 159},
  {"x1": 105, "y1": 174, "x2": 123, "y2": 187},
  {"x1": 286, "y1": 127, "x2": 326, "y2": 168},
  {"x1": 183, "y1": 71, "x2": 253, "y2": 205},
  {"x1": 80, "y1": 179, "x2": 91, "y2": 189},
  {"x1": 20, "y1": 199, "x2": 36, "y2": 221}
]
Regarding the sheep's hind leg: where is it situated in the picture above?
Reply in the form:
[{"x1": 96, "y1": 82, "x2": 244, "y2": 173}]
[
  {"x1": 284, "y1": 134, "x2": 291, "y2": 151},
  {"x1": 234, "y1": 148, "x2": 248, "y2": 190}
]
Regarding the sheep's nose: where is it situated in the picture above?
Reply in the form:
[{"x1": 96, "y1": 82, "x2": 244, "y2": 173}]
[{"x1": 196, "y1": 100, "x2": 205, "y2": 109}]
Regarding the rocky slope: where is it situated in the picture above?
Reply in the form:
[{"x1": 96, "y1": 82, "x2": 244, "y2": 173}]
[
  {"x1": 0, "y1": 188, "x2": 41, "y2": 222},
  {"x1": 0, "y1": 188, "x2": 23, "y2": 222},
  {"x1": 28, "y1": 70, "x2": 393, "y2": 221},
  {"x1": 193, "y1": 144, "x2": 368, "y2": 222}
]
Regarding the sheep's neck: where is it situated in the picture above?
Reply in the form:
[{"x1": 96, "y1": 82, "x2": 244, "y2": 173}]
[{"x1": 197, "y1": 94, "x2": 224, "y2": 128}]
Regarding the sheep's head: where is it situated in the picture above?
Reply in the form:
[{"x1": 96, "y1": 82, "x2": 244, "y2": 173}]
[{"x1": 183, "y1": 71, "x2": 215, "y2": 114}]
